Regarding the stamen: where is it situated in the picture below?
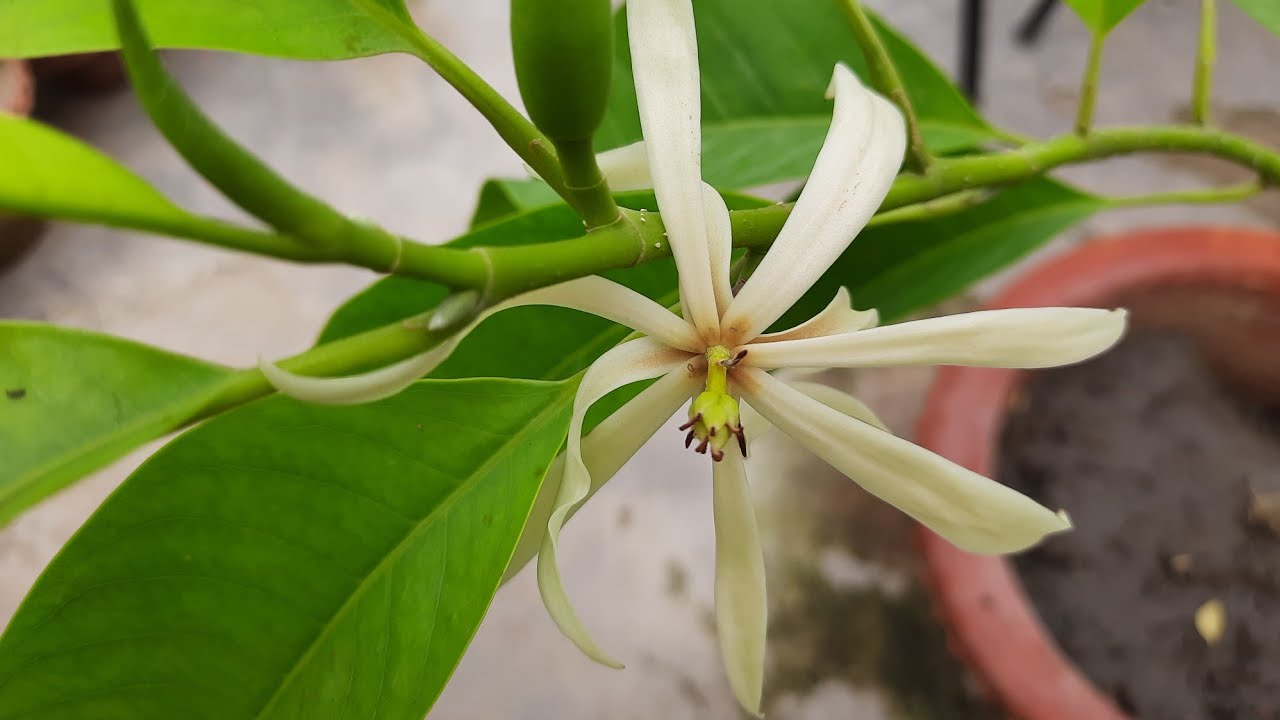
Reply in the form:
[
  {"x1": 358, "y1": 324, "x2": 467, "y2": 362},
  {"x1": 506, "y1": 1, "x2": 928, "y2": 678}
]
[
  {"x1": 696, "y1": 438, "x2": 710, "y2": 454},
  {"x1": 720, "y1": 349, "x2": 748, "y2": 368},
  {"x1": 735, "y1": 426, "x2": 748, "y2": 458},
  {"x1": 711, "y1": 449, "x2": 724, "y2": 462},
  {"x1": 678, "y1": 414, "x2": 701, "y2": 431},
  {"x1": 685, "y1": 430, "x2": 696, "y2": 448}
]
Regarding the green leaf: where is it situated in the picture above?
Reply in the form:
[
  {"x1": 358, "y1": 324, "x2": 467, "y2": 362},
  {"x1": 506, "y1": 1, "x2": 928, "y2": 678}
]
[
  {"x1": 778, "y1": 179, "x2": 1105, "y2": 325},
  {"x1": 0, "y1": 378, "x2": 575, "y2": 720},
  {"x1": 1229, "y1": 0, "x2": 1280, "y2": 35},
  {"x1": 0, "y1": 322, "x2": 236, "y2": 525},
  {"x1": 597, "y1": 0, "x2": 995, "y2": 188},
  {"x1": 0, "y1": 0, "x2": 418, "y2": 60},
  {"x1": 0, "y1": 113, "x2": 190, "y2": 230},
  {"x1": 1063, "y1": 0, "x2": 1147, "y2": 34}
]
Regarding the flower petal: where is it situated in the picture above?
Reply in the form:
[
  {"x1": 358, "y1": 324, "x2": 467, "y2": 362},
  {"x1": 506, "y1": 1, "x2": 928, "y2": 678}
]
[
  {"x1": 504, "y1": 367, "x2": 702, "y2": 582},
  {"x1": 258, "y1": 324, "x2": 484, "y2": 406},
  {"x1": 738, "y1": 367, "x2": 1071, "y2": 553},
  {"x1": 627, "y1": 0, "x2": 719, "y2": 339},
  {"x1": 745, "y1": 308, "x2": 1128, "y2": 370},
  {"x1": 597, "y1": 140, "x2": 652, "y2": 192},
  {"x1": 262, "y1": 276, "x2": 699, "y2": 405},
  {"x1": 703, "y1": 182, "x2": 735, "y2": 316},
  {"x1": 722, "y1": 64, "x2": 906, "y2": 344},
  {"x1": 712, "y1": 452, "x2": 767, "y2": 716},
  {"x1": 736, "y1": 372, "x2": 887, "y2": 440},
  {"x1": 519, "y1": 276, "x2": 702, "y2": 351},
  {"x1": 751, "y1": 287, "x2": 878, "y2": 344},
  {"x1": 538, "y1": 338, "x2": 696, "y2": 667}
]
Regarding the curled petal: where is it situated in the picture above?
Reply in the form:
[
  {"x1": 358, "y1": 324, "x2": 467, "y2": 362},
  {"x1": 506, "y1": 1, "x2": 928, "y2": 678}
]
[
  {"x1": 751, "y1": 287, "x2": 878, "y2": 344},
  {"x1": 722, "y1": 64, "x2": 906, "y2": 344},
  {"x1": 745, "y1": 307, "x2": 1128, "y2": 370},
  {"x1": 738, "y1": 368, "x2": 1071, "y2": 553},
  {"x1": 504, "y1": 367, "x2": 702, "y2": 582},
  {"x1": 712, "y1": 452, "x2": 767, "y2": 716},
  {"x1": 597, "y1": 140, "x2": 652, "y2": 192},
  {"x1": 538, "y1": 338, "x2": 696, "y2": 667},
  {"x1": 262, "y1": 276, "x2": 697, "y2": 405},
  {"x1": 258, "y1": 316, "x2": 487, "y2": 406},
  {"x1": 627, "y1": 0, "x2": 719, "y2": 339}
]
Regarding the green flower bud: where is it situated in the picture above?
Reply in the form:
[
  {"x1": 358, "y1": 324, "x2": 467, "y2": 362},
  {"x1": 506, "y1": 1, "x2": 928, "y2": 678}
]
[{"x1": 511, "y1": 0, "x2": 614, "y2": 143}]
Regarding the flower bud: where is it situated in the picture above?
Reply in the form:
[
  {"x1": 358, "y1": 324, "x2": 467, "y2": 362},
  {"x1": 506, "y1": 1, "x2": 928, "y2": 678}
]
[{"x1": 511, "y1": 0, "x2": 614, "y2": 143}]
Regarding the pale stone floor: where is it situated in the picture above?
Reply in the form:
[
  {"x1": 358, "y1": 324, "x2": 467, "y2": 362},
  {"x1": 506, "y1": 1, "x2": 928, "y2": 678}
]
[{"x1": 1, "y1": 1, "x2": 1277, "y2": 718}]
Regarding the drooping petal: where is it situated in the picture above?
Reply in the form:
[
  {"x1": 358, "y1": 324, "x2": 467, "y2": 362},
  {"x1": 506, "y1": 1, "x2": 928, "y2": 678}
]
[
  {"x1": 736, "y1": 372, "x2": 887, "y2": 440},
  {"x1": 504, "y1": 367, "x2": 702, "y2": 582},
  {"x1": 627, "y1": 0, "x2": 719, "y2": 339},
  {"x1": 712, "y1": 451, "x2": 767, "y2": 716},
  {"x1": 258, "y1": 315, "x2": 489, "y2": 406},
  {"x1": 597, "y1": 140, "x2": 653, "y2": 192},
  {"x1": 703, "y1": 182, "x2": 735, "y2": 316},
  {"x1": 751, "y1": 287, "x2": 878, "y2": 344},
  {"x1": 745, "y1": 307, "x2": 1128, "y2": 370},
  {"x1": 538, "y1": 338, "x2": 697, "y2": 667},
  {"x1": 737, "y1": 368, "x2": 1071, "y2": 553},
  {"x1": 721, "y1": 65, "x2": 906, "y2": 344},
  {"x1": 262, "y1": 276, "x2": 699, "y2": 405}
]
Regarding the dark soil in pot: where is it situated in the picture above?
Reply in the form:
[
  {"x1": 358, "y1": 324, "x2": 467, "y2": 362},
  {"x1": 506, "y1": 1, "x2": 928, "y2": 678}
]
[{"x1": 1001, "y1": 330, "x2": 1280, "y2": 720}]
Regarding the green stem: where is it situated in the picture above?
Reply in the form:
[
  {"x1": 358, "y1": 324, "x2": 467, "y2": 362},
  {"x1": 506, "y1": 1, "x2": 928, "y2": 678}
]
[
  {"x1": 1102, "y1": 180, "x2": 1260, "y2": 209},
  {"x1": 394, "y1": 26, "x2": 568, "y2": 200},
  {"x1": 865, "y1": 189, "x2": 991, "y2": 226},
  {"x1": 837, "y1": 0, "x2": 931, "y2": 172},
  {"x1": 878, "y1": 125, "x2": 1280, "y2": 210},
  {"x1": 1075, "y1": 33, "x2": 1104, "y2": 135},
  {"x1": 555, "y1": 138, "x2": 622, "y2": 230},
  {"x1": 1194, "y1": 0, "x2": 1216, "y2": 125},
  {"x1": 12, "y1": 126, "x2": 1280, "y2": 295}
]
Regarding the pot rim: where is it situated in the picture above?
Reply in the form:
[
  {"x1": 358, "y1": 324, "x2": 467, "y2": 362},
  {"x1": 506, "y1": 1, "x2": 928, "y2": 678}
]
[
  {"x1": 1, "y1": 59, "x2": 35, "y2": 117},
  {"x1": 915, "y1": 226, "x2": 1280, "y2": 720}
]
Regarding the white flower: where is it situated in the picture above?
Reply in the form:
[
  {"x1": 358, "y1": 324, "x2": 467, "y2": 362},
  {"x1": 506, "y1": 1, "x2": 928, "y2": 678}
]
[{"x1": 263, "y1": 0, "x2": 1126, "y2": 712}]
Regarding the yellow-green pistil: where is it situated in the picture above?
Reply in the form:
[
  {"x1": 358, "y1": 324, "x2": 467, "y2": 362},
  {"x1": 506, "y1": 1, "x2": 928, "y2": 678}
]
[{"x1": 680, "y1": 345, "x2": 748, "y2": 461}]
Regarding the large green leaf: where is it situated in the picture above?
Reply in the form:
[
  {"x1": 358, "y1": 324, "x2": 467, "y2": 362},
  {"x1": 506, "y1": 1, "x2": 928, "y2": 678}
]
[
  {"x1": 597, "y1": 0, "x2": 996, "y2": 188},
  {"x1": 778, "y1": 179, "x2": 1105, "y2": 326},
  {"x1": 0, "y1": 0, "x2": 417, "y2": 60},
  {"x1": 0, "y1": 114, "x2": 190, "y2": 229},
  {"x1": 0, "y1": 322, "x2": 236, "y2": 525},
  {"x1": 1062, "y1": 0, "x2": 1147, "y2": 34},
  {"x1": 0, "y1": 378, "x2": 574, "y2": 720},
  {"x1": 1230, "y1": 0, "x2": 1280, "y2": 35}
]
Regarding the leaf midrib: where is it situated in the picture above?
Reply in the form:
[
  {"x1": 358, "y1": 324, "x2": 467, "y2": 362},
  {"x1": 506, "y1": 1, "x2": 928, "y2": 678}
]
[{"x1": 249, "y1": 379, "x2": 575, "y2": 720}]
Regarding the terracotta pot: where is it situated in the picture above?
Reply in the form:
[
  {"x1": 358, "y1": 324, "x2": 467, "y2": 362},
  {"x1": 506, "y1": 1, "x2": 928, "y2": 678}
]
[
  {"x1": 915, "y1": 226, "x2": 1280, "y2": 720},
  {"x1": 0, "y1": 59, "x2": 43, "y2": 273}
]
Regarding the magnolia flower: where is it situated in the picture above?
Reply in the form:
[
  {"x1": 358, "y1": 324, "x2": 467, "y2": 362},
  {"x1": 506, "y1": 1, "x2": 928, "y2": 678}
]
[{"x1": 263, "y1": 0, "x2": 1126, "y2": 711}]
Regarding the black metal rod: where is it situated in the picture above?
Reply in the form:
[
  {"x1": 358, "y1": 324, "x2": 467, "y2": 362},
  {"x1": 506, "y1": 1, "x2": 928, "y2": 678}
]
[
  {"x1": 959, "y1": 0, "x2": 985, "y2": 103},
  {"x1": 1017, "y1": 0, "x2": 1060, "y2": 46}
]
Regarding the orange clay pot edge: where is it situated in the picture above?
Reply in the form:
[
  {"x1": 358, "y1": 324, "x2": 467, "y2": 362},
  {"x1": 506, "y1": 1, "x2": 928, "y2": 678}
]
[{"x1": 914, "y1": 227, "x2": 1280, "y2": 720}]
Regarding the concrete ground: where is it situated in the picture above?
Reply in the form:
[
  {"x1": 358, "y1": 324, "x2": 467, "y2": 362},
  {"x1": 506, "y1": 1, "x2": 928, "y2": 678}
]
[{"x1": 1, "y1": 1, "x2": 1277, "y2": 718}]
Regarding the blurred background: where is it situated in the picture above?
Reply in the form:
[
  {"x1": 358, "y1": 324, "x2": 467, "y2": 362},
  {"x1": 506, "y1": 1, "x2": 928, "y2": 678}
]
[{"x1": 2, "y1": 1, "x2": 1278, "y2": 718}]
